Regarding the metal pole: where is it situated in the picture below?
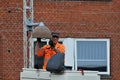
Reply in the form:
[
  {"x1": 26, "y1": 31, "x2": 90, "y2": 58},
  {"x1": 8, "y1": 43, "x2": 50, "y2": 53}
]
[
  {"x1": 23, "y1": 0, "x2": 28, "y2": 68},
  {"x1": 28, "y1": 0, "x2": 34, "y2": 68},
  {"x1": 23, "y1": 0, "x2": 34, "y2": 68}
]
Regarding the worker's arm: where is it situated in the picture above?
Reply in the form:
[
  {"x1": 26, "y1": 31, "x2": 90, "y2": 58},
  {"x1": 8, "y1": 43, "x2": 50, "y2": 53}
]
[
  {"x1": 35, "y1": 38, "x2": 41, "y2": 55},
  {"x1": 35, "y1": 42, "x2": 39, "y2": 55},
  {"x1": 35, "y1": 41, "x2": 45, "y2": 57}
]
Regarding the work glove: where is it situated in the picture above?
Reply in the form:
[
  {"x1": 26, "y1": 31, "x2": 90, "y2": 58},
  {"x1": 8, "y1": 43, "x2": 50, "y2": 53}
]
[{"x1": 37, "y1": 38, "x2": 41, "y2": 43}]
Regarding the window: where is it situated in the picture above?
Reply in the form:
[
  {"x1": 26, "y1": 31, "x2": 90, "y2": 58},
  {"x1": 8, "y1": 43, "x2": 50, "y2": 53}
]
[
  {"x1": 32, "y1": 38, "x2": 110, "y2": 75},
  {"x1": 75, "y1": 39, "x2": 110, "y2": 74}
]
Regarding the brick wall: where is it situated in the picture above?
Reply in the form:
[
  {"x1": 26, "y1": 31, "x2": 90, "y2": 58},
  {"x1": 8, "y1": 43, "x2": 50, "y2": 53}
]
[
  {"x1": 0, "y1": 33, "x2": 3, "y2": 80},
  {"x1": 0, "y1": 0, "x2": 23, "y2": 80},
  {"x1": 0, "y1": 0, "x2": 120, "y2": 80}
]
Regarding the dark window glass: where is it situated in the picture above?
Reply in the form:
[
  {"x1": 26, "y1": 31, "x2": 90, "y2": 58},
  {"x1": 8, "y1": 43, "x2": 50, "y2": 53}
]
[
  {"x1": 34, "y1": 41, "x2": 47, "y2": 69},
  {"x1": 76, "y1": 41, "x2": 108, "y2": 72}
]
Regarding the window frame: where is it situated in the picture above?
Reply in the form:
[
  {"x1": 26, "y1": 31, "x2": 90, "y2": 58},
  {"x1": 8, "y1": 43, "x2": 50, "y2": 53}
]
[
  {"x1": 74, "y1": 38, "x2": 110, "y2": 75},
  {"x1": 32, "y1": 38, "x2": 110, "y2": 75}
]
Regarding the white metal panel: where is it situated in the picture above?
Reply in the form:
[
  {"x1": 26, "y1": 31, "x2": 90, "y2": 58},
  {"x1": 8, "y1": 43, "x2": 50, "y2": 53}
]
[
  {"x1": 63, "y1": 38, "x2": 74, "y2": 70},
  {"x1": 51, "y1": 70, "x2": 100, "y2": 80},
  {"x1": 20, "y1": 68, "x2": 100, "y2": 80}
]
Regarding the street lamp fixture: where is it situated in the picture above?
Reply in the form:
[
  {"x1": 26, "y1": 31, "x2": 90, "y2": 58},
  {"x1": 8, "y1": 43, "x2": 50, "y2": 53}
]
[{"x1": 32, "y1": 22, "x2": 51, "y2": 39}]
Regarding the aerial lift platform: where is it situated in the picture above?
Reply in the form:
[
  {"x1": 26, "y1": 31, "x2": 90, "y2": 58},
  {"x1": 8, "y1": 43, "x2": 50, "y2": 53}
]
[
  {"x1": 21, "y1": 0, "x2": 100, "y2": 80},
  {"x1": 20, "y1": 68, "x2": 100, "y2": 80}
]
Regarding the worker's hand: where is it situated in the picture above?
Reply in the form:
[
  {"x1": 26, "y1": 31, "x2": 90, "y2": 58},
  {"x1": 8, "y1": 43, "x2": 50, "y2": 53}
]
[
  {"x1": 37, "y1": 38, "x2": 41, "y2": 43},
  {"x1": 53, "y1": 47, "x2": 61, "y2": 53},
  {"x1": 49, "y1": 39, "x2": 55, "y2": 48}
]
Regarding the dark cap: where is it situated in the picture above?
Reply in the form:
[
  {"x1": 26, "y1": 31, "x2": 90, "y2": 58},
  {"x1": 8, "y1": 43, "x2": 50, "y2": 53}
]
[{"x1": 51, "y1": 32, "x2": 59, "y2": 37}]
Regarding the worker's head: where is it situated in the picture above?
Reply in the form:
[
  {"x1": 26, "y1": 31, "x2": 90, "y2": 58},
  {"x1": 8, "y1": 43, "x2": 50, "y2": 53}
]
[{"x1": 51, "y1": 32, "x2": 59, "y2": 44}]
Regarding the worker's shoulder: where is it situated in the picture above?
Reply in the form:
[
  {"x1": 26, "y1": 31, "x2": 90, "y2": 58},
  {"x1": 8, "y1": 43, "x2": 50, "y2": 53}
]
[{"x1": 57, "y1": 42, "x2": 65, "y2": 47}]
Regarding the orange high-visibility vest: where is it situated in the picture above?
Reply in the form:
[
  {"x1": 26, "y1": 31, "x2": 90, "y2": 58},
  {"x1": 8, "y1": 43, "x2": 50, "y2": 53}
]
[{"x1": 37, "y1": 42, "x2": 65, "y2": 69}]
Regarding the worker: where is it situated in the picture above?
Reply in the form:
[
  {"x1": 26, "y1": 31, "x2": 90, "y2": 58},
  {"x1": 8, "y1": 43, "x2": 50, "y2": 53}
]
[{"x1": 35, "y1": 32, "x2": 65, "y2": 70}]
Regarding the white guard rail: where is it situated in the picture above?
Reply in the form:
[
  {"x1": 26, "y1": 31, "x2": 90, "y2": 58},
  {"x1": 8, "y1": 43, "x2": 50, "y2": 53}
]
[{"x1": 20, "y1": 68, "x2": 100, "y2": 80}]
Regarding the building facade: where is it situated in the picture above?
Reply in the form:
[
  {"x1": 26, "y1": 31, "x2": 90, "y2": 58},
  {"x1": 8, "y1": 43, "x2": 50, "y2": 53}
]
[{"x1": 0, "y1": 0, "x2": 120, "y2": 80}]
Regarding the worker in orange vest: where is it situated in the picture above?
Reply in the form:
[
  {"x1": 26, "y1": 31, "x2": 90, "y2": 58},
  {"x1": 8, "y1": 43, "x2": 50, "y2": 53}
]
[{"x1": 35, "y1": 32, "x2": 65, "y2": 70}]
